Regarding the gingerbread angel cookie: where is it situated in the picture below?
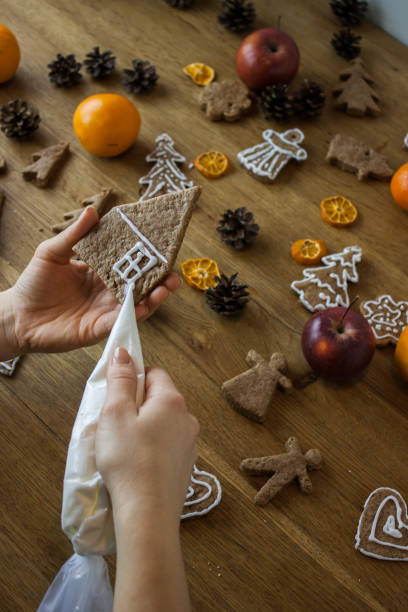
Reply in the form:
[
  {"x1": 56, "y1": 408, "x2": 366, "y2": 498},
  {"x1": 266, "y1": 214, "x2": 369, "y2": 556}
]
[
  {"x1": 181, "y1": 465, "x2": 222, "y2": 519},
  {"x1": 355, "y1": 487, "x2": 408, "y2": 561},
  {"x1": 241, "y1": 437, "x2": 322, "y2": 505},
  {"x1": 238, "y1": 128, "x2": 307, "y2": 182},
  {"x1": 222, "y1": 350, "x2": 292, "y2": 423},
  {"x1": 199, "y1": 79, "x2": 252, "y2": 121},
  {"x1": 361, "y1": 295, "x2": 408, "y2": 346},
  {"x1": 291, "y1": 245, "x2": 362, "y2": 312}
]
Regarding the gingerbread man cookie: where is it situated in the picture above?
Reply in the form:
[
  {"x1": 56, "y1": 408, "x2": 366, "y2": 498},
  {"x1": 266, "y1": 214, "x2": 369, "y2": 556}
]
[
  {"x1": 222, "y1": 350, "x2": 292, "y2": 423},
  {"x1": 361, "y1": 295, "x2": 408, "y2": 346},
  {"x1": 241, "y1": 437, "x2": 322, "y2": 505},
  {"x1": 355, "y1": 487, "x2": 408, "y2": 561}
]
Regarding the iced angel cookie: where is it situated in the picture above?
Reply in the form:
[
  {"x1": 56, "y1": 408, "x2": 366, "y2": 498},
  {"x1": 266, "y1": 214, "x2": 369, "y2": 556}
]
[
  {"x1": 361, "y1": 295, "x2": 408, "y2": 346},
  {"x1": 291, "y1": 245, "x2": 362, "y2": 312},
  {"x1": 355, "y1": 487, "x2": 408, "y2": 561},
  {"x1": 181, "y1": 465, "x2": 222, "y2": 519},
  {"x1": 237, "y1": 128, "x2": 307, "y2": 182},
  {"x1": 73, "y1": 187, "x2": 201, "y2": 304}
]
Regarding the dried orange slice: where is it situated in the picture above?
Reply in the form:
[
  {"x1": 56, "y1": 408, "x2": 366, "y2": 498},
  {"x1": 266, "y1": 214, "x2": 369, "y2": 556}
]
[
  {"x1": 291, "y1": 239, "x2": 327, "y2": 265},
  {"x1": 194, "y1": 151, "x2": 230, "y2": 179},
  {"x1": 181, "y1": 258, "x2": 220, "y2": 290},
  {"x1": 183, "y1": 63, "x2": 215, "y2": 86},
  {"x1": 320, "y1": 196, "x2": 358, "y2": 227}
]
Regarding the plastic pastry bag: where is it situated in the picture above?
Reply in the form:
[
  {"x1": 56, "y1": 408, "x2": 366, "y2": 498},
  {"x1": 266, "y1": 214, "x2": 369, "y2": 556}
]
[{"x1": 38, "y1": 286, "x2": 144, "y2": 611}]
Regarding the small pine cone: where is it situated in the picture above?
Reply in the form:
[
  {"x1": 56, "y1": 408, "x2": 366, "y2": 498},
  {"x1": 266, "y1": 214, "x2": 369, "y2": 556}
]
[
  {"x1": 84, "y1": 47, "x2": 116, "y2": 78},
  {"x1": 0, "y1": 98, "x2": 41, "y2": 139},
  {"x1": 217, "y1": 207, "x2": 259, "y2": 249},
  {"x1": 205, "y1": 273, "x2": 250, "y2": 316},
  {"x1": 331, "y1": 28, "x2": 361, "y2": 60},
  {"x1": 121, "y1": 59, "x2": 159, "y2": 94},
  {"x1": 294, "y1": 80, "x2": 325, "y2": 119},
  {"x1": 218, "y1": 0, "x2": 256, "y2": 33},
  {"x1": 165, "y1": 0, "x2": 194, "y2": 7},
  {"x1": 258, "y1": 84, "x2": 295, "y2": 122},
  {"x1": 330, "y1": 0, "x2": 368, "y2": 26},
  {"x1": 47, "y1": 53, "x2": 82, "y2": 87}
]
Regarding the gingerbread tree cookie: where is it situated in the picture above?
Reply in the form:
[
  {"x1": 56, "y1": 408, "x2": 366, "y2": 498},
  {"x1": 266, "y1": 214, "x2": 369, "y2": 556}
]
[
  {"x1": 222, "y1": 350, "x2": 292, "y2": 423},
  {"x1": 241, "y1": 437, "x2": 322, "y2": 505},
  {"x1": 291, "y1": 246, "x2": 362, "y2": 312},
  {"x1": 52, "y1": 188, "x2": 116, "y2": 233},
  {"x1": 139, "y1": 133, "x2": 194, "y2": 202},
  {"x1": 333, "y1": 58, "x2": 380, "y2": 116},
  {"x1": 238, "y1": 128, "x2": 307, "y2": 182},
  {"x1": 361, "y1": 295, "x2": 408, "y2": 346},
  {"x1": 199, "y1": 79, "x2": 252, "y2": 121},
  {"x1": 22, "y1": 142, "x2": 69, "y2": 187},
  {"x1": 327, "y1": 134, "x2": 393, "y2": 181}
]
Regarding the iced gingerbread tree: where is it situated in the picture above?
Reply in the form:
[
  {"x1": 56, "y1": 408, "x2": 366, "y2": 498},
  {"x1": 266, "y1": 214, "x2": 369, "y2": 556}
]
[
  {"x1": 139, "y1": 133, "x2": 194, "y2": 202},
  {"x1": 291, "y1": 246, "x2": 362, "y2": 312}
]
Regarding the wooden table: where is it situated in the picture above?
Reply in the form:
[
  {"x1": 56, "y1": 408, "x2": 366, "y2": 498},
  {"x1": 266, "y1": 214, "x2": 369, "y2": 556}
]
[{"x1": 1, "y1": 1, "x2": 408, "y2": 609}]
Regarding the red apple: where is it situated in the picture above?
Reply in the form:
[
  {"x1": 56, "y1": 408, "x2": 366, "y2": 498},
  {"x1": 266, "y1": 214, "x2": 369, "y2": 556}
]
[
  {"x1": 235, "y1": 27, "x2": 300, "y2": 92},
  {"x1": 301, "y1": 306, "x2": 376, "y2": 382}
]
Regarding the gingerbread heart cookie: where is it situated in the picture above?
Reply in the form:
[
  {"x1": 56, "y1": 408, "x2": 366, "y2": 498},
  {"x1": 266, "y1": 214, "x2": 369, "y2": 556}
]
[
  {"x1": 355, "y1": 487, "x2": 408, "y2": 561},
  {"x1": 181, "y1": 465, "x2": 222, "y2": 519}
]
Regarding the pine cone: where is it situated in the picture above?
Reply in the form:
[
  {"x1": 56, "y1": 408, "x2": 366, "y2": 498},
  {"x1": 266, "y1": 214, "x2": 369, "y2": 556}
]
[
  {"x1": 121, "y1": 59, "x2": 159, "y2": 94},
  {"x1": 217, "y1": 0, "x2": 256, "y2": 33},
  {"x1": 330, "y1": 0, "x2": 368, "y2": 26},
  {"x1": 165, "y1": 0, "x2": 194, "y2": 7},
  {"x1": 47, "y1": 53, "x2": 82, "y2": 87},
  {"x1": 294, "y1": 80, "x2": 325, "y2": 119},
  {"x1": 331, "y1": 29, "x2": 361, "y2": 60},
  {"x1": 217, "y1": 207, "x2": 259, "y2": 249},
  {"x1": 258, "y1": 84, "x2": 295, "y2": 122},
  {"x1": 205, "y1": 273, "x2": 250, "y2": 316},
  {"x1": 0, "y1": 98, "x2": 41, "y2": 139},
  {"x1": 84, "y1": 47, "x2": 116, "y2": 78}
]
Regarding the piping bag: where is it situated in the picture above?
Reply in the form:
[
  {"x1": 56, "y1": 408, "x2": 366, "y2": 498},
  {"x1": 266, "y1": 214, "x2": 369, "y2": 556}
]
[{"x1": 38, "y1": 285, "x2": 144, "y2": 611}]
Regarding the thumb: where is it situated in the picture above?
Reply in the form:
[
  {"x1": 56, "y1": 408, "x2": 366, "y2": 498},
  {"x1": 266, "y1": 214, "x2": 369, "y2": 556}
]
[
  {"x1": 38, "y1": 206, "x2": 99, "y2": 263},
  {"x1": 103, "y1": 348, "x2": 139, "y2": 415}
]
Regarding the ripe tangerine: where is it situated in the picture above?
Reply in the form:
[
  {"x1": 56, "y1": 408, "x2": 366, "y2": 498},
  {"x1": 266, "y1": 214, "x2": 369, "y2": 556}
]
[
  {"x1": 390, "y1": 162, "x2": 408, "y2": 211},
  {"x1": 73, "y1": 93, "x2": 141, "y2": 157},
  {"x1": 0, "y1": 25, "x2": 20, "y2": 83},
  {"x1": 395, "y1": 325, "x2": 408, "y2": 381}
]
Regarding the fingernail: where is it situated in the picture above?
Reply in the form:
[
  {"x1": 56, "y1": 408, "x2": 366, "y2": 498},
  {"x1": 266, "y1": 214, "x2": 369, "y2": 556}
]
[
  {"x1": 176, "y1": 275, "x2": 183, "y2": 288},
  {"x1": 113, "y1": 347, "x2": 130, "y2": 364}
]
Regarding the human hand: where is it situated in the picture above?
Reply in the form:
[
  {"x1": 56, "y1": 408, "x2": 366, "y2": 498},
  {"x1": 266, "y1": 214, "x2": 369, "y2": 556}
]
[
  {"x1": 4, "y1": 206, "x2": 181, "y2": 357},
  {"x1": 96, "y1": 348, "x2": 199, "y2": 527}
]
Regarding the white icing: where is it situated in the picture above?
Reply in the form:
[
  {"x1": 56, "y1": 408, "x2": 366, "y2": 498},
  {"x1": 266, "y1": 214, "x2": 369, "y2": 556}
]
[
  {"x1": 181, "y1": 465, "x2": 222, "y2": 520},
  {"x1": 237, "y1": 128, "x2": 307, "y2": 182},
  {"x1": 112, "y1": 210, "x2": 167, "y2": 284},
  {"x1": 361, "y1": 295, "x2": 408, "y2": 342},
  {"x1": 291, "y1": 246, "x2": 362, "y2": 312},
  {"x1": 138, "y1": 133, "x2": 194, "y2": 201},
  {"x1": 383, "y1": 515, "x2": 403, "y2": 539},
  {"x1": 355, "y1": 487, "x2": 408, "y2": 561},
  {"x1": 404, "y1": 133, "x2": 408, "y2": 149},
  {"x1": 0, "y1": 356, "x2": 20, "y2": 376}
]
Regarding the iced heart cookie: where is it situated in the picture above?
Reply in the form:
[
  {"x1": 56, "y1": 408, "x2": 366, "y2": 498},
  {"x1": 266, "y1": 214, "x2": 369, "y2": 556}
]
[
  {"x1": 355, "y1": 487, "x2": 408, "y2": 561},
  {"x1": 181, "y1": 465, "x2": 222, "y2": 519},
  {"x1": 73, "y1": 186, "x2": 200, "y2": 304},
  {"x1": 361, "y1": 295, "x2": 408, "y2": 346}
]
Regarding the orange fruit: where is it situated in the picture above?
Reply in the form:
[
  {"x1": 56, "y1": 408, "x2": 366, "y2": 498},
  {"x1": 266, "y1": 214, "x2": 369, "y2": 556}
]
[
  {"x1": 181, "y1": 258, "x2": 220, "y2": 290},
  {"x1": 73, "y1": 93, "x2": 141, "y2": 157},
  {"x1": 0, "y1": 25, "x2": 20, "y2": 83},
  {"x1": 390, "y1": 162, "x2": 408, "y2": 210},
  {"x1": 395, "y1": 325, "x2": 408, "y2": 381},
  {"x1": 183, "y1": 63, "x2": 215, "y2": 86},
  {"x1": 194, "y1": 151, "x2": 230, "y2": 178},
  {"x1": 320, "y1": 195, "x2": 358, "y2": 227},
  {"x1": 291, "y1": 239, "x2": 327, "y2": 265}
]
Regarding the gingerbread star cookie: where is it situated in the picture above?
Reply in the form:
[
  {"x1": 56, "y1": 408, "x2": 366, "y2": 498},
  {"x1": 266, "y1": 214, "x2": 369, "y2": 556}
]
[
  {"x1": 355, "y1": 487, "x2": 408, "y2": 561},
  {"x1": 361, "y1": 295, "x2": 408, "y2": 346},
  {"x1": 222, "y1": 350, "x2": 292, "y2": 423},
  {"x1": 181, "y1": 465, "x2": 222, "y2": 519}
]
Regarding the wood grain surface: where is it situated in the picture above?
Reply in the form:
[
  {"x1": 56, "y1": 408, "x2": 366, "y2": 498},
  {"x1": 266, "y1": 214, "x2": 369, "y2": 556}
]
[{"x1": 1, "y1": 1, "x2": 408, "y2": 610}]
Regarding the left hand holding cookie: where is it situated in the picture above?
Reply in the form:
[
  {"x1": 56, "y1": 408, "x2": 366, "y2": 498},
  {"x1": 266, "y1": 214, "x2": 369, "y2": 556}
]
[{"x1": 1, "y1": 206, "x2": 181, "y2": 358}]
